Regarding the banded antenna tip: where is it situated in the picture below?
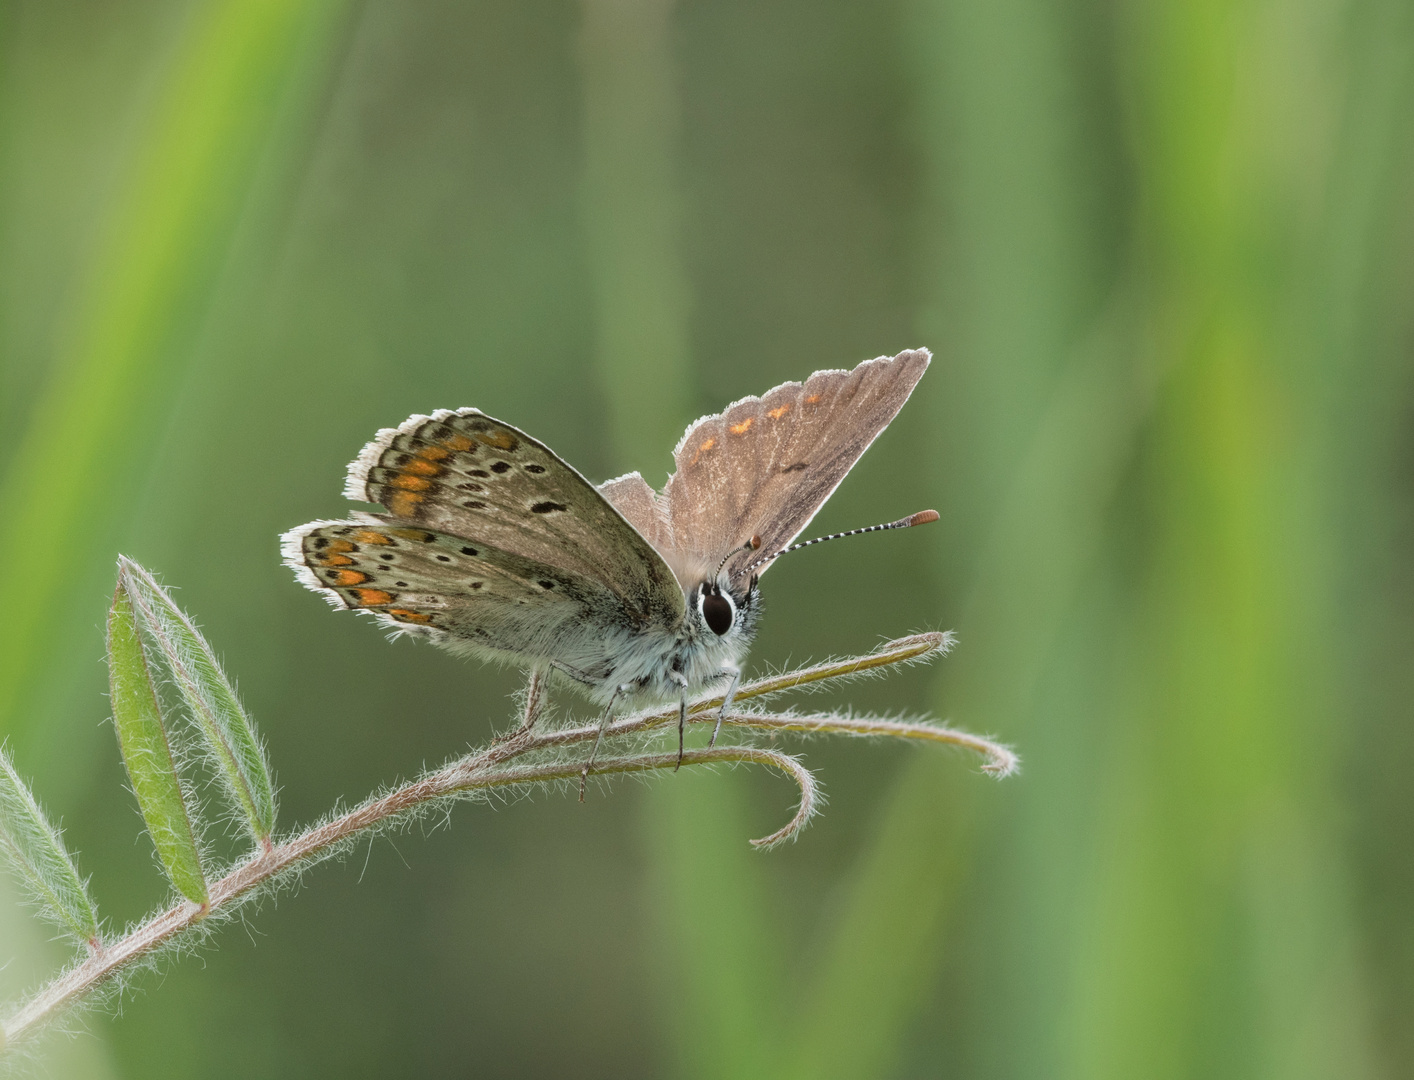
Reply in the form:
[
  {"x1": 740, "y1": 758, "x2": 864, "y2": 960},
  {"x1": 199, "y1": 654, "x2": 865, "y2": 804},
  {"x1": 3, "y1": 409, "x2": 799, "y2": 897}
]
[{"x1": 736, "y1": 507, "x2": 944, "y2": 578}]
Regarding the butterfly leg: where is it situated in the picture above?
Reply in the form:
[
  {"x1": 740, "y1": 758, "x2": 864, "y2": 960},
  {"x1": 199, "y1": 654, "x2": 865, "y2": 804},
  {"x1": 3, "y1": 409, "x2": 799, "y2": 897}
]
[
  {"x1": 580, "y1": 683, "x2": 632, "y2": 802},
  {"x1": 499, "y1": 668, "x2": 547, "y2": 742},
  {"x1": 709, "y1": 664, "x2": 742, "y2": 748},
  {"x1": 669, "y1": 670, "x2": 690, "y2": 770},
  {"x1": 551, "y1": 659, "x2": 599, "y2": 689}
]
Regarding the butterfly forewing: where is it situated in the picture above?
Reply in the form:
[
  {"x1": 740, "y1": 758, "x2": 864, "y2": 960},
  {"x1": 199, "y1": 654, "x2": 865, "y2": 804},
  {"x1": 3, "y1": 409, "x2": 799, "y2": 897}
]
[
  {"x1": 663, "y1": 349, "x2": 930, "y2": 580},
  {"x1": 345, "y1": 409, "x2": 683, "y2": 625}
]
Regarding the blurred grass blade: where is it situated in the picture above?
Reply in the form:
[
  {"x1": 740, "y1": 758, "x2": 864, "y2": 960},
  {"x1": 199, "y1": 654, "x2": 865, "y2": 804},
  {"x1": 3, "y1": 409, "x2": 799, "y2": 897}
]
[
  {"x1": 781, "y1": 771, "x2": 972, "y2": 1080},
  {"x1": 118, "y1": 559, "x2": 275, "y2": 846},
  {"x1": 106, "y1": 582, "x2": 208, "y2": 907},
  {"x1": 0, "y1": 0, "x2": 349, "y2": 749},
  {"x1": 0, "y1": 746, "x2": 100, "y2": 946},
  {"x1": 578, "y1": 0, "x2": 694, "y2": 485},
  {"x1": 578, "y1": 1, "x2": 781, "y2": 1074}
]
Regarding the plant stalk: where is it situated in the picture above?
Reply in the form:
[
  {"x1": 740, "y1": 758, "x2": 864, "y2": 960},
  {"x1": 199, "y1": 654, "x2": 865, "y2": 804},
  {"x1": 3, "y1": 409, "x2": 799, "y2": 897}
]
[{"x1": 2, "y1": 632, "x2": 1010, "y2": 1048}]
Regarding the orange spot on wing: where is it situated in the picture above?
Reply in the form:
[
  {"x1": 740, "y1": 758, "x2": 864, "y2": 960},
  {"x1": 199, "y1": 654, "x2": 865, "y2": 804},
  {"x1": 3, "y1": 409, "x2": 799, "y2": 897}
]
[
  {"x1": 390, "y1": 474, "x2": 433, "y2": 491},
  {"x1": 443, "y1": 433, "x2": 475, "y2": 452},
  {"x1": 351, "y1": 588, "x2": 394, "y2": 607},
  {"x1": 689, "y1": 437, "x2": 717, "y2": 467},
  {"x1": 387, "y1": 608, "x2": 432, "y2": 624},
  {"x1": 416, "y1": 445, "x2": 451, "y2": 461},
  {"x1": 729, "y1": 418, "x2": 754, "y2": 435},
  {"x1": 767, "y1": 404, "x2": 790, "y2": 419},
  {"x1": 401, "y1": 458, "x2": 442, "y2": 477},
  {"x1": 389, "y1": 527, "x2": 435, "y2": 542},
  {"x1": 325, "y1": 539, "x2": 356, "y2": 553},
  {"x1": 387, "y1": 492, "x2": 423, "y2": 517},
  {"x1": 317, "y1": 554, "x2": 355, "y2": 567},
  {"x1": 351, "y1": 529, "x2": 393, "y2": 545},
  {"x1": 331, "y1": 569, "x2": 369, "y2": 586},
  {"x1": 805, "y1": 394, "x2": 821, "y2": 404},
  {"x1": 477, "y1": 430, "x2": 518, "y2": 451}
]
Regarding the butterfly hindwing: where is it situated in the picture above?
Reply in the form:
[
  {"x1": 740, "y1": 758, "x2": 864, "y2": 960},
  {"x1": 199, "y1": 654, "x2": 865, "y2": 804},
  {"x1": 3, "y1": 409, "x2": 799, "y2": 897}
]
[
  {"x1": 662, "y1": 349, "x2": 930, "y2": 580},
  {"x1": 343, "y1": 408, "x2": 683, "y2": 626},
  {"x1": 597, "y1": 472, "x2": 677, "y2": 576},
  {"x1": 281, "y1": 519, "x2": 648, "y2": 678}
]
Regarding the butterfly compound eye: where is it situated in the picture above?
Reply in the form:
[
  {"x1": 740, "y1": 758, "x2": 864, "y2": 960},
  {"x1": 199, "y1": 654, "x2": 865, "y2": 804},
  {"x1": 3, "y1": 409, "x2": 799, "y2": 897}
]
[{"x1": 700, "y1": 587, "x2": 734, "y2": 636}]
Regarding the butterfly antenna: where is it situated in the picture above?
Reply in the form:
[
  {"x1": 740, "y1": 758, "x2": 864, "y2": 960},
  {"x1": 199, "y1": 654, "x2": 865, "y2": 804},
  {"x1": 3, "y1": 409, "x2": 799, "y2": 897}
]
[
  {"x1": 715, "y1": 536, "x2": 763, "y2": 581},
  {"x1": 739, "y1": 510, "x2": 939, "y2": 577}
]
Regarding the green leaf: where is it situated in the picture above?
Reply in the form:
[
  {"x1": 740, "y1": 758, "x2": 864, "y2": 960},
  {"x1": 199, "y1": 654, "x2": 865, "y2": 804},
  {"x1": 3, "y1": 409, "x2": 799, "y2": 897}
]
[
  {"x1": 118, "y1": 559, "x2": 276, "y2": 846},
  {"x1": 0, "y1": 746, "x2": 100, "y2": 945},
  {"x1": 107, "y1": 581, "x2": 208, "y2": 907}
]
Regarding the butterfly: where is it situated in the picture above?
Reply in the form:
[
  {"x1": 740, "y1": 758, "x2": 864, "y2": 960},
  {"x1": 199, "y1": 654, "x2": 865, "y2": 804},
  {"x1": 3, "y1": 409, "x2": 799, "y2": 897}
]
[{"x1": 282, "y1": 348, "x2": 935, "y2": 772}]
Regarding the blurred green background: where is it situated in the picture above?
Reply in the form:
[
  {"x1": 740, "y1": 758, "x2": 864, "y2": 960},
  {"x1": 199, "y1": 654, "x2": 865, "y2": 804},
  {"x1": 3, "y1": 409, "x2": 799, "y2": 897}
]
[{"x1": 2, "y1": 0, "x2": 1411, "y2": 1076}]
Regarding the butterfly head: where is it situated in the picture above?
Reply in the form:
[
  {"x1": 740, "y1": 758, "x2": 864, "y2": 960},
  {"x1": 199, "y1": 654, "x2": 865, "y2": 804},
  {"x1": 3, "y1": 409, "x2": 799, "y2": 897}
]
[
  {"x1": 681, "y1": 535, "x2": 761, "y2": 639},
  {"x1": 691, "y1": 565, "x2": 759, "y2": 643},
  {"x1": 698, "y1": 581, "x2": 735, "y2": 636}
]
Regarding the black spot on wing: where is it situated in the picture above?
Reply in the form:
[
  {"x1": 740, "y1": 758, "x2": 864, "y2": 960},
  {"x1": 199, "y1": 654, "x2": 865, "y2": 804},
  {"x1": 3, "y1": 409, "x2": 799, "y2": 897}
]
[{"x1": 530, "y1": 501, "x2": 568, "y2": 514}]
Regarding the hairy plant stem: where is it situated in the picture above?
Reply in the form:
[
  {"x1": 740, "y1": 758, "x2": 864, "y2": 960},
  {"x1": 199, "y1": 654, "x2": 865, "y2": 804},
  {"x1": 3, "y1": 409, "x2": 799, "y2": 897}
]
[{"x1": 1, "y1": 632, "x2": 1012, "y2": 1049}]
